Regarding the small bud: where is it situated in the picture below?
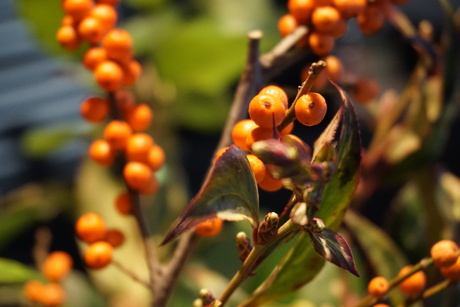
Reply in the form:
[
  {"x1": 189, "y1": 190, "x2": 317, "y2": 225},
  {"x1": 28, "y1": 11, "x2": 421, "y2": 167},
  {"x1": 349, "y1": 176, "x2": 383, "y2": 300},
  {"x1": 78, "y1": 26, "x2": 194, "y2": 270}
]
[
  {"x1": 290, "y1": 202, "x2": 308, "y2": 226},
  {"x1": 236, "y1": 232, "x2": 252, "y2": 262},
  {"x1": 257, "y1": 212, "x2": 279, "y2": 245},
  {"x1": 199, "y1": 289, "x2": 215, "y2": 306},
  {"x1": 303, "y1": 217, "x2": 325, "y2": 233}
]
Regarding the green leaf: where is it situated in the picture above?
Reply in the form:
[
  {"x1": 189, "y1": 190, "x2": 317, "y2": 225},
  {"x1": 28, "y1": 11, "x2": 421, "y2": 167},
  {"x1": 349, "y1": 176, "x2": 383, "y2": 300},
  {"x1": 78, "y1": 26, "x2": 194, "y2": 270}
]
[
  {"x1": 0, "y1": 258, "x2": 41, "y2": 283},
  {"x1": 241, "y1": 84, "x2": 361, "y2": 305},
  {"x1": 162, "y1": 146, "x2": 259, "y2": 245},
  {"x1": 308, "y1": 228, "x2": 359, "y2": 277}
]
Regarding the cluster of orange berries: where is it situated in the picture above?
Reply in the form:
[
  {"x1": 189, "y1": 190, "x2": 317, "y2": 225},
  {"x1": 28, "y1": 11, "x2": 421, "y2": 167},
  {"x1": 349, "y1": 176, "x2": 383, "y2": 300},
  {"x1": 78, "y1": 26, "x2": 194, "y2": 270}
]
[
  {"x1": 366, "y1": 239, "x2": 460, "y2": 306},
  {"x1": 225, "y1": 85, "x2": 327, "y2": 192},
  {"x1": 23, "y1": 251, "x2": 73, "y2": 306},
  {"x1": 75, "y1": 212, "x2": 125, "y2": 269},
  {"x1": 279, "y1": 0, "x2": 408, "y2": 56}
]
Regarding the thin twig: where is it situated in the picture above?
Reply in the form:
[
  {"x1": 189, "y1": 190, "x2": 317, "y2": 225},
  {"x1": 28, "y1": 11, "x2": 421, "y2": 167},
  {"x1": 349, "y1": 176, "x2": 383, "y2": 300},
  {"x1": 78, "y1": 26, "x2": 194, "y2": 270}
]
[{"x1": 112, "y1": 258, "x2": 151, "y2": 289}]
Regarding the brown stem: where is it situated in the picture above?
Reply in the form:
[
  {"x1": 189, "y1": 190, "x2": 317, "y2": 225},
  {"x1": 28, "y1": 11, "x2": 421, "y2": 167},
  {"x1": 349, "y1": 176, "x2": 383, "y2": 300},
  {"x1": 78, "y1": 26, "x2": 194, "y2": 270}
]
[{"x1": 112, "y1": 258, "x2": 151, "y2": 289}]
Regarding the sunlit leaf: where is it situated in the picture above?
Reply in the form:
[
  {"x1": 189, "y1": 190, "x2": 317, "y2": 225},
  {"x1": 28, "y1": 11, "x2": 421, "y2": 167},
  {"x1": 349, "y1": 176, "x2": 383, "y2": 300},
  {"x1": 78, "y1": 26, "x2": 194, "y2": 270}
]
[
  {"x1": 0, "y1": 258, "x2": 41, "y2": 283},
  {"x1": 162, "y1": 146, "x2": 259, "y2": 245},
  {"x1": 308, "y1": 228, "x2": 359, "y2": 277},
  {"x1": 241, "y1": 84, "x2": 361, "y2": 305}
]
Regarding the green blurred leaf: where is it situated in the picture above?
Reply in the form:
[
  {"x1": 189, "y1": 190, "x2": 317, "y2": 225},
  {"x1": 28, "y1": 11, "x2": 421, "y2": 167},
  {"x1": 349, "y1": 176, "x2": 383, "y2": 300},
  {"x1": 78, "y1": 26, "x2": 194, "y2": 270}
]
[
  {"x1": 240, "y1": 85, "x2": 362, "y2": 306},
  {"x1": 162, "y1": 146, "x2": 259, "y2": 245},
  {"x1": 0, "y1": 258, "x2": 40, "y2": 283}
]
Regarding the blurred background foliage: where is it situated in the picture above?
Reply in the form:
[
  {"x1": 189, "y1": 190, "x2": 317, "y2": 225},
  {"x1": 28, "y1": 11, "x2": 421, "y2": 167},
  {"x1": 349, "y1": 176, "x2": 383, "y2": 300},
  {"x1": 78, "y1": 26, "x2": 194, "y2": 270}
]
[{"x1": 0, "y1": 0, "x2": 459, "y2": 306}]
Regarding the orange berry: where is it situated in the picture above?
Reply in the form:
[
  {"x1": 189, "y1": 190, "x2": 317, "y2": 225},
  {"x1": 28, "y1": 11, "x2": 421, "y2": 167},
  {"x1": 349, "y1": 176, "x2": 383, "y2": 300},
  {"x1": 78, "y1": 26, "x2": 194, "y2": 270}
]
[
  {"x1": 195, "y1": 218, "x2": 224, "y2": 237},
  {"x1": 56, "y1": 25, "x2": 81, "y2": 51},
  {"x1": 104, "y1": 229, "x2": 125, "y2": 247},
  {"x1": 138, "y1": 175, "x2": 160, "y2": 195},
  {"x1": 75, "y1": 212, "x2": 107, "y2": 243},
  {"x1": 83, "y1": 47, "x2": 108, "y2": 71},
  {"x1": 125, "y1": 132, "x2": 154, "y2": 162},
  {"x1": 123, "y1": 161, "x2": 153, "y2": 190},
  {"x1": 278, "y1": 14, "x2": 298, "y2": 37},
  {"x1": 323, "y1": 55, "x2": 344, "y2": 83},
  {"x1": 258, "y1": 85, "x2": 289, "y2": 109},
  {"x1": 39, "y1": 283, "x2": 66, "y2": 307},
  {"x1": 88, "y1": 139, "x2": 115, "y2": 167},
  {"x1": 308, "y1": 31, "x2": 335, "y2": 55},
  {"x1": 245, "y1": 126, "x2": 274, "y2": 152},
  {"x1": 80, "y1": 96, "x2": 109, "y2": 123},
  {"x1": 115, "y1": 192, "x2": 132, "y2": 215},
  {"x1": 116, "y1": 89, "x2": 136, "y2": 113},
  {"x1": 125, "y1": 103, "x2": 153, "y2": 131},
  {"x1": 328, "y1": 17, "x2": 348, "y2": 38},
  {"x1": 246, "y1": 154, "x2": 266, "y2": 184},
  {"x1": 90, "y1": 4, "x2": 118, "y2": 31},
  {"x1": 258, "y1": 169, "x2": 283, "y2": 192},
  {"x1": 61, "y1": 15, "x2": 76, "y2": 27},
  {"x1": 102, "y1": 28, "x2": 133, "y2": 64},
  {"x1": 147, "y1": 144, "x2": 166, "y2": 172},
  {"x1": 312, "y1": 0, "x2": 333, "y2": 5},
  {"x1": 440, "y1": 255, "x2": 460, "y2": 281},
  {"x1": 431, "y1": 240, "x2": 460, "y2": 268},
  {"x1": 103, "y1": 120, "x2": 132, "y2": 150},
  {"x1": 288, "y1": 0, "x2": 315, "y2": 24},
  {"x1": 332, "y1": 0, "x2": 366, "y2": 18},
  {"x1": 397, "y1": 265, "x2": 427, "y2": 297},
  {"x1": 62, "y1": 0, "x2": 93, "y2": 21},
  {"x1": 311, "y1": 6, "x2": 341, "y2": 34},
  {"x1": 353, "y1": 78, "x2": 380, "y2": 104},
  {"x1": 367, "y1": 276, "x2": 390, "y2": 298},
  {"x1": 84, "y1": 241, "x2": 113, "y2": 269},
  {"x1": 94, "y1": 60, "x2": 124, "y2": 92},
  {"x1": 122, "y1": 59, "x2": 142, "y2": 86},
  {"x1": 41, "y1": 251, "x2": 73, "y2": 282},
  {"x1": 373, "y1": 304, "x2": 391, "y2": 307},
  {"x1": 280, "y1": 121, "x2": 295, "y2": 135},
  {"x1": 96, "y1": 0, "x2": 120, "y2": 5},
  {"x1": 23, "y1": 280, "x2": 45, "y2": 302},
  {"x1": 295, "y1": 92, "x2": 327, "y2": 126},
  {"x1": 77, "y1": 16, "x2": 105, "y2": 44},
  {"x1": 248, "y1": 94, "x2": 286, "y2": 128},
  {"x1": 357, "y1": 5, "x2": 386, "y2": 35},
  {"x1": 231, "y1": 119, "x2": 258, "y2": 151}
]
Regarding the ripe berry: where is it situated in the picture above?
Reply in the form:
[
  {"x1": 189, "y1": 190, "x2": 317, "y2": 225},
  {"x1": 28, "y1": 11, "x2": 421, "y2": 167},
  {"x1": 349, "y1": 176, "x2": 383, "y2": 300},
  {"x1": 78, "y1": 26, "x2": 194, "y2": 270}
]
[
  {"x1": 103, "y1": 120, "x2": 132, "y2": 150},
  {"x1": 232, "y1": 119, "x2": 258, "y2": 151},
  {"x1": 278, "y1": 14, "x2": 298, "y2": 37},
  {"x1": 102, "y1": 28, "x2": 133, "y2": 64},
  {"x1": 147, "y1": 144, "x2": 166, "y2": 172},
  {"x1": 75, "y1": 212, "x2": 106, "y2": 243},
  {"x1": 431, "y1": 240, "x2": 460, "y2": 268},
  {"x1": 62, "y1": 0, "x2": 93, "y2": 21},
  {"x1": 96, "y1": 0, "x2": 120, "y2": 6},
  {"x1": 122, "y1": 60, "x2": 142, "y2": 86},
  {"x1": 94, "y1": 60, "x2": 124, "y2": 92},
  {"x1": 83, "y1": 47, "x2": 108, "y2": 71},
  {"x1": 41, "y1": 251, "x2": 73, "y2": 282},
  {"x1": 88, "y1": 139, "x2": 115, "y2": 167},
  {"x1": 104, "y1": 229, "x2": 125, "y2": 247},
  {"x1": 90, "y1": 4, "x2": 118, "y2": 31},
  {"x1": 323, "y1": 55, "x2": 344, "y2": 83},
  {"x1": 195, "y1": 218, "x2": 224, "y2": 237},
  {"x1": 84, "y1": 241, "x2": 113, "y2": 269},
  {"x1": 246, "y1": 154, "x2": 266, "y2": 184},
  {"x1": 295, "y1": 92, "x2": 327, "y2": 126},
  {"x1": 125, "y1": 103, "x2": 153, "y2": 131},
  {"x1": 311, "y1": 6, "x2": 341, "y2": 34},
  {"x1": 115, "y1": 192, "x2": 132, "y2": 215},
  {"x1": 40, "y1": 283, "x2": 66, "y2": 307},
  {"x1": 307, "y1": 31, "x2": 334, "y2": 55},
  {"x1": 258, "y1": 85, "x2": 289, "y2": 109},
  {"x1": 258, "y1": 169, "x2": 283, "y2": 192},
  {"x1": 332, "y1": 0, "x2": 366, "y2": 18},
  {"x1": 397, "y1": 265, "x2": 427, "y2": 297},
  {"x1": 357, "y1": 5, "x2": 386, "y2": 35},
  {"x1": 80, "y1": 96, "x2": 109, "y2": 123},
  {"x1": 245, "y1": 126, "x2": 274, "y2": 152},
  {"x1": 125, "y1": 132, "x2": 154, "y2": 162},
  {"x1": 56, "y1": 25, "x2": 81, "y2": 51},
  {"x1": 77, "y1": 16, "x2": 105, "y2": 44},
  {"x1": 440, "y1": 255, "x2": 460, "y2": 281},
  {"x1": 123, "y1": 161, "x2": 153, "y2": 190},
  {"x1": 367, "y1": 276, "x2": 390, "y2": 298},
  {"x1": 138, "y1": 175, "x2": 160, "y2": 195},
  {"x1": 288, "y1": 0, "x2": 315, "y2": 24},
  {"x1": 23, "y1": 280, "x2": 45, "y2": 302},
  {"x1": 353, "y1": 78, "x2": 380, "y2": 104},
  {"x1": 248, "y1": 94, "x2": 286, "y2": 128}
]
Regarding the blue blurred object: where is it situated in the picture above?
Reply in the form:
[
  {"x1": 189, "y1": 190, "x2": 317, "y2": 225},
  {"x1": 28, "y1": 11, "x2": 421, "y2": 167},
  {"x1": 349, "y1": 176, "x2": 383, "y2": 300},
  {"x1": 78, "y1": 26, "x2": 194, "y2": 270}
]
[{"x1": 0, "y1": 0, "x2": 90, "y2": 194}]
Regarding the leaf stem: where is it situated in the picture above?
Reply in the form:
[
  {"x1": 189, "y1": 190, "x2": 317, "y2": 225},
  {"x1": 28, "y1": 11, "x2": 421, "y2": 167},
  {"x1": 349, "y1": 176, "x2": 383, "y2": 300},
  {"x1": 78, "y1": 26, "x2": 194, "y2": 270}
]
[{"x1": 219, "y1": 220, "x2": 299, "y2": 306}]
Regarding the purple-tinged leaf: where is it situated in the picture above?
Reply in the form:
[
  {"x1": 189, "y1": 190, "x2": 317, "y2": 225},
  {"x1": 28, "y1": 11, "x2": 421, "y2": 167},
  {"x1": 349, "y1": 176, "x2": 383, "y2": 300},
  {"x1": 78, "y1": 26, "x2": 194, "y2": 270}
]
[
  {"x1": 309, "y1": 228, "x2": 359, "y2": 277},
  {"x1": 161, "y1": 146, "x2": 259, "y2": 245}
]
